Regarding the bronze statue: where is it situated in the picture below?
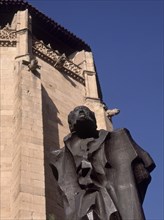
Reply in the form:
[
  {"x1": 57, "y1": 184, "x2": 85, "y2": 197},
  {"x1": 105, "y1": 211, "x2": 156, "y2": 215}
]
[{"x1": 50, "y1": 106, "x2": 155, "y2": 220}]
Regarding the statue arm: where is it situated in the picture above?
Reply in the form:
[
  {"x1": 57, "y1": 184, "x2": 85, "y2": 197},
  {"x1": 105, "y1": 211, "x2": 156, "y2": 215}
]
[
  {"x1": 105, "y1": 128, "x2": 156, "y2": 205},
  {"x1": 131, "y1": 145, "x2": 156, "y2": 204},
  {"x1": 123, "y1": 128, "x2": 156, "y2": 204}
]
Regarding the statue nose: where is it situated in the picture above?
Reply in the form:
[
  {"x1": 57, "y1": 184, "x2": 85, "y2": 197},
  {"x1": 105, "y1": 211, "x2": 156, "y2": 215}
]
[{"x1": 79, "y1": 110, "x2": 85, "y2": 114}]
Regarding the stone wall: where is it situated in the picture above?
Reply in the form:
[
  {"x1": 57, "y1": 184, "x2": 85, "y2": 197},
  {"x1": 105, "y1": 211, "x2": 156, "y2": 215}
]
[
  {"x1": 17, "y1": 65, "x2": 45, "y2": 220},
  {"x1": 39, "y1": 57, "x2": 86, "y2": 219},
  {"x1": 0, "y1": 45, "x2": 17, "y2": 219},
  {"x1": 0, "y1": 8, "x2": 113, "y2": 220}
]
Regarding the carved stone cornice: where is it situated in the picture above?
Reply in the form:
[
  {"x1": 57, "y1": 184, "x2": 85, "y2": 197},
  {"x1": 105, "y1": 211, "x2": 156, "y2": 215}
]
[
  {"x1": 32, "y1": 40, "x2": 85, "y2": 85},
  {"x1": 0, "y1": 24, "x2": 17, "y2": 47}
]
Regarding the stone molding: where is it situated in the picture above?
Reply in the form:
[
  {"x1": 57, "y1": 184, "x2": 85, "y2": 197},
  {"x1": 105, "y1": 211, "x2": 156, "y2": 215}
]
[
  {"x1": 32, "y1": 40, "x2": 85, "y2": 85},
  {"x1": 0, "y1": 24, "x2": 85, "y2": 84},
  {"x1": 0, "y1": 24, "x2": 17, "y2": 47},
  {"x1": 83, "y1": 70, "x2": 96, "y2": 76}
]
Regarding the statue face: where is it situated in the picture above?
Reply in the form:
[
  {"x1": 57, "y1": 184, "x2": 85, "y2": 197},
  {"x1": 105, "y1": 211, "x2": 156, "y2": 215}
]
[{"x1": 68, "y1": 106, "x2": 97, "y2": 133}]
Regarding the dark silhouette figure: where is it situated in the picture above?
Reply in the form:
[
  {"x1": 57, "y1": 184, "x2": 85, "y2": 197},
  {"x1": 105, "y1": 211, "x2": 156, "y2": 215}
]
[{"x1": 50, "y1": 106, "x2": 155, "y2": 220}]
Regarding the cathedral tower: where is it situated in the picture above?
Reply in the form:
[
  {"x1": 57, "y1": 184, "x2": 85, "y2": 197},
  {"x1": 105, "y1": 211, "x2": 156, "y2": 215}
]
[{"x1": 0, "y1": 1, "x2": 113, "y2": 219}]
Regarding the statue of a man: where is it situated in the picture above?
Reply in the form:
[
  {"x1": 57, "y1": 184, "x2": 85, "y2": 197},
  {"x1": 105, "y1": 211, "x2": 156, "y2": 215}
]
[{"x1": 50, "y1": 106, "x2": 155, "y2": 220}]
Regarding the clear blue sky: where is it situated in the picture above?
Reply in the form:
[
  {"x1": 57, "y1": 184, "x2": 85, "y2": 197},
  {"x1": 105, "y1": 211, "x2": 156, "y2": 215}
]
[{"x1": 27, "y1": 1, "x2": 163, "y2": 219}]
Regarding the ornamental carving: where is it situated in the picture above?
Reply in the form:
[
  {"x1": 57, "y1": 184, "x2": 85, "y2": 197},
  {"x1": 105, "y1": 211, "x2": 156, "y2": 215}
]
[
  {"x1": 0, "y1": 24, "x2": 17, "y2": 47},
  {"x1": 32, "y1": 39, "x2": 84, "y2": 85}
]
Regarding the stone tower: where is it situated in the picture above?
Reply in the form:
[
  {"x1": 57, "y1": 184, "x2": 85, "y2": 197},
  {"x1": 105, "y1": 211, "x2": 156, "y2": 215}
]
[{"x1": 0, "y1": 1, "x2": 114, "y2": 220}]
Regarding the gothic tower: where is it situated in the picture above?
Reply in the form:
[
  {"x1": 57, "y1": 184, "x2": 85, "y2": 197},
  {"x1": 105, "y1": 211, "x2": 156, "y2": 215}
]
[{"x1": 0, "y1": 1, "x2": 113, "y2": 219}]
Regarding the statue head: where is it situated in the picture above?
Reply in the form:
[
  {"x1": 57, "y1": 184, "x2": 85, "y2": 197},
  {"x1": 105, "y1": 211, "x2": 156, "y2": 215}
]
[{"x1": 68, "y1": 106, "x2": 97, "y2": 135}]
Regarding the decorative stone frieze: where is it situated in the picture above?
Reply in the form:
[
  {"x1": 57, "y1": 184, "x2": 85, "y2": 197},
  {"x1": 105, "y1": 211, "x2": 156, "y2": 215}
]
[
  {"x1": 0, "y1": 24, "x2": 17, "y2": 47},
  {"x1": 32, "y1": 40, "x2": 85, "y2": 85}
]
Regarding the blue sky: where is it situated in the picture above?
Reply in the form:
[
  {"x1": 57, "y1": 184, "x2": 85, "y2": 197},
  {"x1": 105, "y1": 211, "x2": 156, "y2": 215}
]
[{"x1": 27, "y1": 1, "x2": 163, "y2": 219}]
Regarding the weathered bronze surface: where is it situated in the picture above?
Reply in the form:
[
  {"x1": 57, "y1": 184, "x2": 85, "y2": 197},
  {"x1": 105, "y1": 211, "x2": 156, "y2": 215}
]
[{"x1": 50, "y1": 106, "x2": 155, "y2": 220}]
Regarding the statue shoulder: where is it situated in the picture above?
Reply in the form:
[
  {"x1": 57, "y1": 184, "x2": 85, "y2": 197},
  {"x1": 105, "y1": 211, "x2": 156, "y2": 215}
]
[
  {"x1": 106, "y1": 128, "x2": 132, "y2": 141},
  {"x1": 110, "y1": 128, "x2": 130, "y2": 135},
  {"x1": 108, "y1": 128, "x2": 156, "y2": 172}
]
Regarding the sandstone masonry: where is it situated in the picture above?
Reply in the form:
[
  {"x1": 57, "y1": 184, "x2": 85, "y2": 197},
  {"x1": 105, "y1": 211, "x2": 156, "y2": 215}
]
[{"x1": 0, "y1": 1, "x2": 115, "y2": 220}]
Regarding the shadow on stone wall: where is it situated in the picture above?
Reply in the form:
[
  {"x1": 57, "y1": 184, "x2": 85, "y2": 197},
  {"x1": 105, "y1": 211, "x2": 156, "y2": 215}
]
[{"x1": 41, "y1": 85, "x2": 65, "y2": 220}]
